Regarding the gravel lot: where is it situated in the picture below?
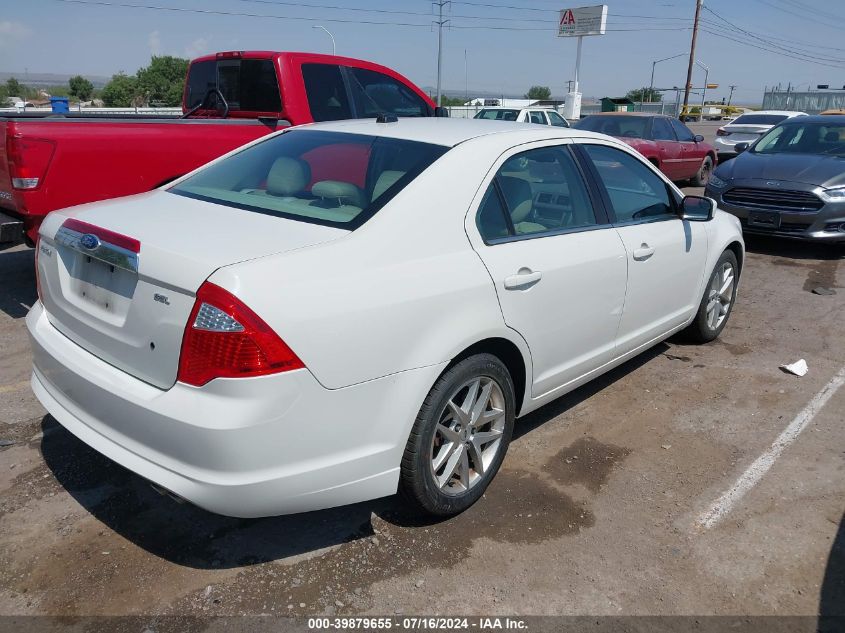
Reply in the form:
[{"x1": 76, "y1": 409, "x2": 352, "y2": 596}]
[{"x1": 0, "y1": 181, "x2": 842, "y2": 623}]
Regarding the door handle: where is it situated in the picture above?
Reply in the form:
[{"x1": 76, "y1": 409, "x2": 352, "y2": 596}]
[
  {"x1": 504, "y1": 268, "x2": 543, "y2": 289},
  {"x1": 632, "y1": 244, "x2": 655, "y2": 261}
]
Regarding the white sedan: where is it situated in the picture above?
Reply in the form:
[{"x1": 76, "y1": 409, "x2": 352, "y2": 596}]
[
  {"x1": 714, "y1": 110, "x2": 807, "y2": 157},
  {"x1": 474, "y1": 106, "x2": 570, "y2": 127},
  {"x1": 28, "y1": 118, "x2": 743, "y2": 518}
]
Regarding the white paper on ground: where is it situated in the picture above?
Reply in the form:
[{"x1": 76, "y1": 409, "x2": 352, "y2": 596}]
[{"x1": 781, "y1": 359, "x2": 809, "y2": 377}]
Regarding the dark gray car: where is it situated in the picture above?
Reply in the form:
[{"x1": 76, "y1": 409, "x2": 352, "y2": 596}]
[{"x1": 705, "y1": 115, "x2": 845, "y2": 243}]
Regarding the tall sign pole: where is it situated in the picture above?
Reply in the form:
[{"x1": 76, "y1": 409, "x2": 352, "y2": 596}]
[
  {"x1": 682, "y1": 0, "x2": 703, "y2": 118},
  {"x1": 559, "y1": 5, "x2": 607, "y2": 121},
  {"x1": 434, "y1": 1, "x2": 450, "y2": 107}
]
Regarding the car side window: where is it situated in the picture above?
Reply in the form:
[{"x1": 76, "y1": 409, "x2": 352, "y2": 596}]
[
  {"x1": 651, "y1": 117, "x2": 676, "y2": 141},
  {"x1": 346, "y1": 67, "x2": 432, "y2": 118},
  {"x1": 583, "y1": 144, "x2": 676, "y2": 224},
  {"x1": 670, "y1": 118, "x2": 696, "y2": 142},
  {"x1": 476, "y1": 146, "x2": 597, "y2": 242},
  {"x1": 529, "y1": 111, "x2": 547, "y2": 125},
  {"x1": 301, "y1": 63, "x2": 353, "y2": 121},
  {"x1": 547, "y1": 111, "x2": 569, "y2": 127}
]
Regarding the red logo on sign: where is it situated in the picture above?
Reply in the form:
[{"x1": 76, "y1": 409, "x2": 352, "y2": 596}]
[{"x1": 560, "y1": 9, "x2": 575, "y2": 25}]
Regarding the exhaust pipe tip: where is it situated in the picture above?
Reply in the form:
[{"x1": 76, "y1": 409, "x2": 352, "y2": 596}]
[{"x1": 148, "y1": 482, "x2": 187, "y2": 504}]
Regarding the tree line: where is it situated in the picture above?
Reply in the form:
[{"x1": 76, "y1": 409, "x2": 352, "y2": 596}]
[{"x1": 0, "y1": 56, "x2": 189, "y2": 108}]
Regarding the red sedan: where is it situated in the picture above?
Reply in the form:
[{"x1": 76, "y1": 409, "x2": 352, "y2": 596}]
[{"x1": 574, "y1": 113, "x2": 717, "y2": 186}]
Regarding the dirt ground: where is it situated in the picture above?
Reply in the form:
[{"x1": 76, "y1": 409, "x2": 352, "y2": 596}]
[{"x1": 0, "y1": 200, "x2": 843, "y2": 624}]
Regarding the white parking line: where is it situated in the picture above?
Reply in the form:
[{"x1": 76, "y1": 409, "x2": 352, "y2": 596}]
[{"x1": 698, "y1": 364, "x2": 845, "y2": 529}]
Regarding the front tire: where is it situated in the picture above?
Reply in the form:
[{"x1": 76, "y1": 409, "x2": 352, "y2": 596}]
[
  {"x1": 691, "y1": 155, "x2": 713, "y2": 187},
  {"x1": 684, "y1": 250, "x2": 739, "y2": 343},
  {"x1": 399, "y1": 354, "x2": 515, "y2": 516}
]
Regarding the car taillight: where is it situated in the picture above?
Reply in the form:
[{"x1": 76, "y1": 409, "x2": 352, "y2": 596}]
[
  {"x1": 716, "y1": 128, "x2": 731, "y2": 137},
  {"x1": 177, "y1": 282, "x2": 304, "y2": 387},
  {"x1": 7, "y1": 136, "x2": 56, "y2": 190}
]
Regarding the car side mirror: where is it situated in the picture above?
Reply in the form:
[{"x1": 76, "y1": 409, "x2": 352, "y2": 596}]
[
  {"x1": 680, "y1": 195, "x2": 715, "y2": 222},
  {"x1": 434, "y1": 106, "x2": 450, "y2": 118},
  {"x1": 735, "y1": 142, "x2": 749, "y2": 153},
  {"x1": 694, "y1": 134, "x2": 705, "y2": 143}
]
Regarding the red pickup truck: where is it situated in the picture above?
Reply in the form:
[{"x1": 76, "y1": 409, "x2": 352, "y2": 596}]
[{"x1": 0, "y1": 51, "x2": 440, "y2": 246}]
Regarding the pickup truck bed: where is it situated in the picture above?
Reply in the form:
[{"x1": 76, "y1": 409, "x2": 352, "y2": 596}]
[{"x1": 0, "y1": 114, "x2": 282, "y2": 244}]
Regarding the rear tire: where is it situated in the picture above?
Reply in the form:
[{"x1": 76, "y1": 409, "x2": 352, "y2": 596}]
[
  {"x1": 691, "y1": 156, "x2": 713, "y2": 187},
  {"x1": 399, "y1": 354, "x2": 515, "y2": 516},
  {"x1": 684, "y1": 250, "x2": 739, "y2": 343}
]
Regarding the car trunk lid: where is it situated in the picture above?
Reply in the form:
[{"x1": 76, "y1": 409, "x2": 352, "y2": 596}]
[
  {"x1": 723, "y1": 124, "x2": 772, "y2": 142},
  {"x1": 37, "y1": 190, "x2": 347, "y2": 389}
]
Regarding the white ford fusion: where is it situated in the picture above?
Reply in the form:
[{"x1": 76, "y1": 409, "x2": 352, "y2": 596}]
[{"x1": 28, "y1": 118, "x2": 743, "y2": 518}]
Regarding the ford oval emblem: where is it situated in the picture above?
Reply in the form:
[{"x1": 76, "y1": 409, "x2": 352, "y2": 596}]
[
  {"x1": 79, "y1": 233, "x2": 100, "y2": 250},
  {"x1": 766, "y1": 181, "x2": 780, "y2": 187}
]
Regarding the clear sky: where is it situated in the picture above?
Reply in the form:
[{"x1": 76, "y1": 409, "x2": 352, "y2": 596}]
[{"x1": 1, "y1": 0, "x2": 843, "y2": 105}]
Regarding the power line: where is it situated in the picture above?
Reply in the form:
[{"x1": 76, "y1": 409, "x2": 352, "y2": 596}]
[
  {"x1": 700, "y1": 28, "x2": 845, "y2": 70},
  {"x1": 51, "y1": 0, "x2": 434, "y2": 26},
  {"x1": 48, "y1": 0, "x2": 691, "y2": 33},
  {"x1": 749, "y1": 0, "x2": 844, "y2": 30},
  {"x1": 696, "y1": 16, "x2": 845, "y2": 53},
  {"x1": 700, "y1": 6, "x2": 845, "y2": 64}
]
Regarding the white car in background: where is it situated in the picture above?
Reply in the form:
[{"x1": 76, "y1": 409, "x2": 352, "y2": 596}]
[
  {"x1": 474, "y1": 106, "x2": 570, "y2": 127},
  {"x1": 714, "y1": 110, "x2": 807, "y2": 157},
  {"x1": 28, "y1": 118, "x2": 742, "y2": 519}
]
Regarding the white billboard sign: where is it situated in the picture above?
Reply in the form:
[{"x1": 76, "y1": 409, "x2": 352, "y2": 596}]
[{"x1": 558, "y1": 4, "x2": 608, "y2": 37}]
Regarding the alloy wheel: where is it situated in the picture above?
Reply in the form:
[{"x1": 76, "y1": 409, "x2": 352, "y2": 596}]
[
  {"x1": 429, "y1": 376, "x2": 506, "y2": 495},
  {"x1": 705, "y1": 261, "x2": 735, "y2": 330}
]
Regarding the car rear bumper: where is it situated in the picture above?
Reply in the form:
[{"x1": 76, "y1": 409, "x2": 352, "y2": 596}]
[
  {"x1": 27, "y1": 301, "x2": 445, "y2": 517},
  {"x1": 706, "y1": 183, "x2": 845, "y2": 243},
  {"x1": 713, "y1": 137, "x2": 744, "y2": 155}
]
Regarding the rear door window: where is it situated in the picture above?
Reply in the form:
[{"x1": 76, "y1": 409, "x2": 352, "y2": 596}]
[
  {"x1": 477, "y1": 145, "x2": 598, "y2": 241},
  {"x1": 670, "y1": 118, "x2": 696, "y2": 142},
  {"x1": 529, "y1": 111, "x2": 548, "y2": 125},
  {"x1": 651, "y1": 117, "x2": 676, "y2": 141},
  {"x1": 301, "y1": 63, "x2": 353, "y2": 121},
  {"x1": 346, "y1": 67, "x2": 432, "y2": 118}
]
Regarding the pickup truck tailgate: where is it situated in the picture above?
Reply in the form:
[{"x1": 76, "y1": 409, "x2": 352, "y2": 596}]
[{"x1": 37, "y1": 190, "x2": 347, "y2": 389}]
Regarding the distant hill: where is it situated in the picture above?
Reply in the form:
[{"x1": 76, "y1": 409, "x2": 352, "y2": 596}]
[
  {"x1": 0, "y1": 71, "x2": 110, "y2": 88},
  {"x1": 421, "y1": 87, "x2": 598, "y2": 103}
]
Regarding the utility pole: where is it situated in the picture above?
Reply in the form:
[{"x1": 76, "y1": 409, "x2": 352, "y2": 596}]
[
  {"x1": 727, "y1": 84, "x2": 736, "y2": 106},
  {"x1": 433, "y1": 1, "x2": 450, "y2": 107},
  {"x1": 681, "y1": 0, "x2": 703, "y2": 118},
  {"x1": 464, "y1": 49, "x2": 468, "y2": 105}
]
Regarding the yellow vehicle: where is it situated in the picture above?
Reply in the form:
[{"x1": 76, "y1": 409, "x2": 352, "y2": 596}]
[
  {"x1": 820, "y1": 109, "x2": 845, "y2": 115},
  {"x1": 679, "y1": 105, "x2": 743, "y2": 122}
]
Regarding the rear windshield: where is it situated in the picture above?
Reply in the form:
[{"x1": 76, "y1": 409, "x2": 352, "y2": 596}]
[
  {"x1": 170, "y1": 130, "x2": 448, "y2": 229},
  {"x1": 752, "y1": 121, "x2": 845, "y2": 156},
  {"x1": 186, "y1": 59, "x2": 282, "y2": 112},
  {"x1": 573, "y1": 115, "x2": 649, "y2": 138},
  {"x1": 731, "y1": 114, "x2": 789, "y2": 126},
  {"x1": 475, "y1": 109, "x2": 520, "y2": 121}
]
